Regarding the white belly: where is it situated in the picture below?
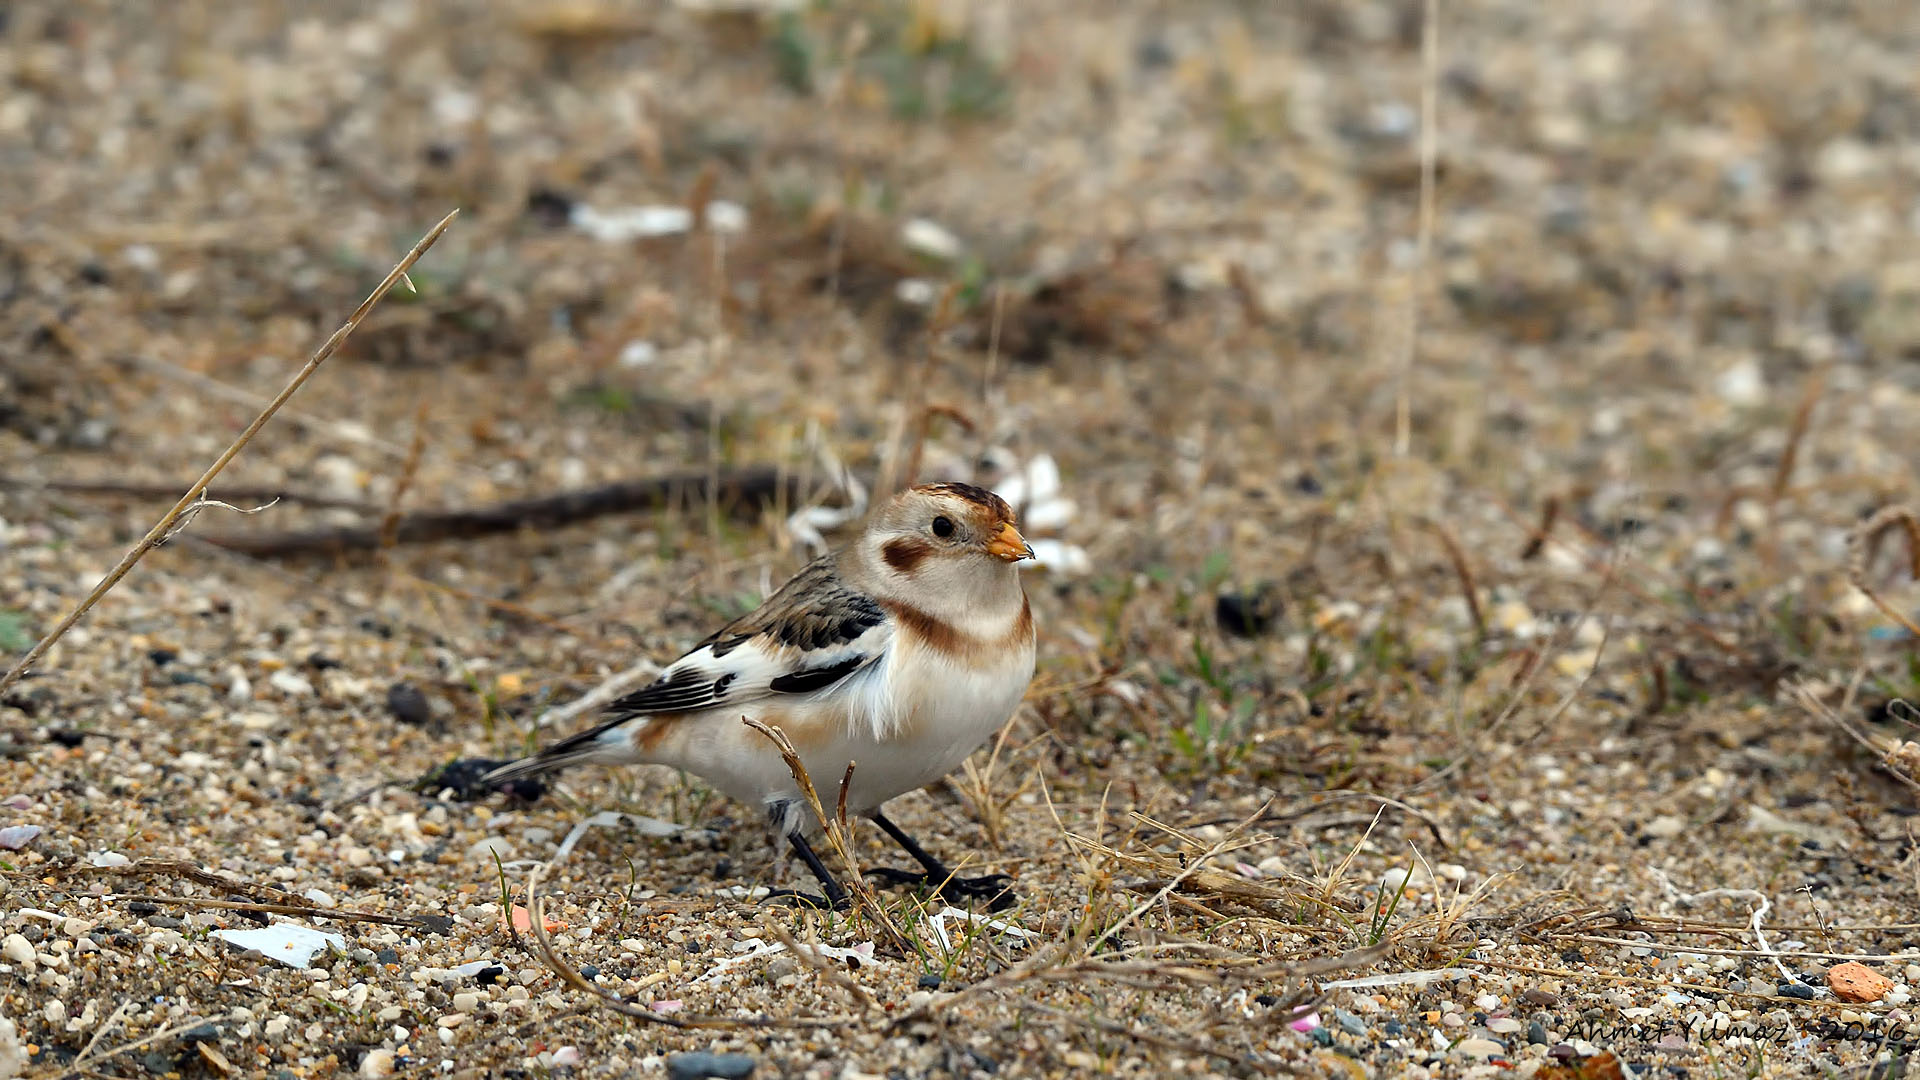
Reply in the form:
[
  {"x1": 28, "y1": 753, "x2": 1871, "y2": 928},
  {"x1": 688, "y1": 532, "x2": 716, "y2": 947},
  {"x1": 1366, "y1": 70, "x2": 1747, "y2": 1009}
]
[{"x1": 651, "y1": 634, "x2": 1035, "y2": 819}]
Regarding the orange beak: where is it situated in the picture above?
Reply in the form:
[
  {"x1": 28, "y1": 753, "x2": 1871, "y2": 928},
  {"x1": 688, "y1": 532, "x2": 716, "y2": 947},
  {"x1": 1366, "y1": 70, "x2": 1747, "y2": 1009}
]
[{"x1": 984, "y1": 521, "x2": 1035, "y2": 562}]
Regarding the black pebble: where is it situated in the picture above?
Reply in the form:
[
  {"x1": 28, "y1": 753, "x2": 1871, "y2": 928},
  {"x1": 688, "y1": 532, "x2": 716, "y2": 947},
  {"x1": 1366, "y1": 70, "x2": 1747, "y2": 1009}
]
[
  {"x1": 1383, "y1": 1020, "x2": 1403, "y2": 1036},
  {"x1": 146, "y1": 915, "x2": 184, "y2": 930},
  {"x1": 1778, "y1": 981, "x2": 1816, "y2": 1000},
  {"x1": 664, "y1": 1051, "x2": 756, "y2": 1080},
  {"x1": 1294, "y1": 471, "x2": 1324, "y2": 496},
  {"x1": 578, "y1": 964, "x2": 600, "y2": 980},
  {"x1": 417, "y1": 915, "x2": 454, "y2": 936},
  {"x1": 147, "y1": 648, "x2": 177, "y2": 666},
  {"x1": 306, "y1": 653, "x2": 343, "y2": 671},
  {"x1": 1254, "y1": 994, "x2": 1278, "y2": 1007},
  {"x1": 178, "y1": 1022, "x2": 219, "y2": 1043},
  {"x1": 387, "y1": 682, "x2": 432, "y2": 727},
  {"x1": 917, "y1": 974, "x2": 942, "y2": 989},
  {"x1": 46, "y1": 729, "x2": 86, "y2": 748},
  {"x1": 527, "y1": 188, "x2": 576, "y2": 228},
  {"x1": 713, "y1": 858, "x2": 733, "y2": 879},
  {"x1": 127, "y1": 901, "x2": 158, "y2": 916},
  {"x1": 1215, "y1": 586, "x2": 1282, "y2": 638},
  {"x1": 474, "y1": 965, "x2": 506, "y2": 985},
  {"x1": 1528, "y1": 1020, "x2": 1550, "y2": 1045},
  {"x1": 377, "y1": 948, "x2": 400, "y2": 965}
]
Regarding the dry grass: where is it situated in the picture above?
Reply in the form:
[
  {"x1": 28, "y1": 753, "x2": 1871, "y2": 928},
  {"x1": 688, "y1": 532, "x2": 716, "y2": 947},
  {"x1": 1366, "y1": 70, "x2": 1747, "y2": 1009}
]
[{"x1": 3, "y1": 1, "x2": 1920, "y2": 1077}]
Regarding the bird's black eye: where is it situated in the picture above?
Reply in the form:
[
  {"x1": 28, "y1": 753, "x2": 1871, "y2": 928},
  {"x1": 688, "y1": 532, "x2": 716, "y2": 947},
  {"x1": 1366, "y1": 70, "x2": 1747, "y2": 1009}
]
[{"x1": 931, "y1": 515, "x2": 955, "y2": 538}]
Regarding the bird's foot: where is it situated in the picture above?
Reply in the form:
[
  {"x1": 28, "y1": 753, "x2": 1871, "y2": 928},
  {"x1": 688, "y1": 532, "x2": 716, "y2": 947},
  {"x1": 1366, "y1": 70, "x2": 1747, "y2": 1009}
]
[
  {"x1": 759, "y1": 888, "x2": 851, "y2": 912},
  {"x1": 865, "y1": 867, "x2": 1017, "y2": 910}
]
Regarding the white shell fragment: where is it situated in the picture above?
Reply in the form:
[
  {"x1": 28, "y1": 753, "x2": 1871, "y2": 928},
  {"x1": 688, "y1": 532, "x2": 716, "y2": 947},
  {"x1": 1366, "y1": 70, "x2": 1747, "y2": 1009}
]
[
  {"x1": 570, "y1": 201, "x2": 748, "y2": 243},
  {"x1": 212, "y1": 924, "x2": 348, "y2": 970}
]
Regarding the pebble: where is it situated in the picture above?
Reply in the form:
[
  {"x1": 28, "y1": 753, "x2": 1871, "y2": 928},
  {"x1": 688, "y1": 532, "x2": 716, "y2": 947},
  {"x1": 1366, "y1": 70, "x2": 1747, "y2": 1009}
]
[
  {"x1": 360, "y1": 1049, "x2": 397, "y2": 1078},
  {"x1": 1828, "y1": 962, "x2": 1895, "y2": 1003},
  {"x1": 1332, "y1": 1009, "x2": 1368, "y2": 1036},
  {"x1": 1, "y1": 935, "x2": 34, "y2": 964},
  {"x1": 387, "y1": 683, "x2": 432, "y2": 726},
  {"x1": 1486, "y1": 1017, "x2": 1523, "y2": 1035},
  {"x1": 665, "y1": 1052, "x2": 757, "y2": 1080},
  {"x1": 1454, "y1": 1038, "x2": 1504, "y2": 1059},
  {"x1": 1778, "y1": 982, "x2": 1817, "y2": 1000},
  {"x1": 1520, "y1": 989, "x2": 1559, "y2": 1009},
  {"x1": 452, "y1": 993, "x2": 480, "y2": 1013},
  {"x1": 1528, "y1": 1020, "x2": 1550, "y2": 1045}
]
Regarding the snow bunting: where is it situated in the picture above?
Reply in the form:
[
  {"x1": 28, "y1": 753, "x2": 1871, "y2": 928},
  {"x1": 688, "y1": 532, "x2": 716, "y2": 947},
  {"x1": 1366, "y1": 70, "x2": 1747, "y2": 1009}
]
[{"x1": 486, "y1": 482, "x2": 1036, "y2": 908}]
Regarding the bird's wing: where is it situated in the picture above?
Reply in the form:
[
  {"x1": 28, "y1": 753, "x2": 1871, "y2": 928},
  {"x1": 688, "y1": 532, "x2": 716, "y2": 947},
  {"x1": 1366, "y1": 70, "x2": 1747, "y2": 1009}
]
[
  {"x1": 484, "y1": 556, "x2": 893, "y2": 783},
  {"x1": 605, "y1": 554, "x2": 891, "y2": 720}
]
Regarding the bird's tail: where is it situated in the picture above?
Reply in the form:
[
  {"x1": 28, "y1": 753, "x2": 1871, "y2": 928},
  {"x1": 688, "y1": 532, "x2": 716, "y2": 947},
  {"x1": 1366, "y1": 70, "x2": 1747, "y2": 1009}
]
[{"x1": 482, "y1": 718, "x2": 634, "y2": 786}]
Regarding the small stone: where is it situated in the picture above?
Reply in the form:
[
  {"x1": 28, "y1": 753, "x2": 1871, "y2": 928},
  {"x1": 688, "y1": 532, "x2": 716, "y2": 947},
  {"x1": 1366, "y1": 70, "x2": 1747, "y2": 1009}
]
[
  {"x1": 917, "y1": 974, "x2": 942, "y2": 990},
  {"x1": 303, "y1": 889, "x2": 336, "y2": 909},
  {"x1": 1520, "y1": 989, "x2": 1559, "y2": 1009},
  {"x1": 452, "y1": 993, "x2": 480, "y2": 1013},
  {"x1": 387, "y1": 683, "x2": 432, "y2": 727},
  {"x1": 1778, "y1": 981, "x2": 1817, "y2": 1000},
  {"x1": 576, "y1": 964, "x2": 598, "y2": 981},
  {"x1": 1454, "y1": 1038, "x2": 1504, "y2": 1059},
  {"x1": 268, "y1": 670, "x2": 314, "y2": 697},
  {"x1": 359, "y1": 1048, "x2": 397, "y2": 1078},
  {"x1": 1828, "y1": 962, "x2": 1895, "y2": 1003},
  {"x1": 664, "y1": 1051, "x2": 757, "y2": 1080},
  {"x1": 1216, "y1": 586, "x2": 1282, "y2": 638},
  {"x1": 1486, "y1": 1017, "x2": 1523, "y2": 1035},
  {"x1": 1, "y1": 934, "x2": 34, "y2": 964},
  {"x1": 1332, "y1": 1008, "x2": 1367, "y2": 1036},
  {"x1": 1528, "y1": 1020, "x2": 1550, "y2": 1045}
]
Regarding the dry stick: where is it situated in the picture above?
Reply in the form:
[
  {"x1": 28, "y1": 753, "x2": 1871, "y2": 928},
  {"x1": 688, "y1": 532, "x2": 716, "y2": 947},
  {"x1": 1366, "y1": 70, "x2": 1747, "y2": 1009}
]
[
  {"x1": 1848, "y1": 505, "x2": 1920, "y2": 639},
  {"x1": 378, "y1": 399, "x2": 433, "y2": 556},
  {"x1": 52, "y1": 1012, "x2": 215, "y2": 1080},
  {"x1": 761, "y1": 918, "x2": 882, "y2": 1012},
  {"x1": 1392, "y1": 0, "x2": 1440, "y2": 457},
  {"x1": 0, "y1": 477, "x2": 376, "y2": 513},
  {"x1": 1517, "y1": 494, "x2": 1559, "y2": 561},
  {"x1": 108, "y1": 893, "x2": 425, "y2": 929},
  {"x1": 1462, "y1": 956, "x2": 1895, "y2": 1014},
  {"x1": 521, "y1": 859, "x2": 847, "y2": 1030},
  {"x1": 0, "y1": 209, "x2": 459, "y2": 697},
  {"x1": 1086, "y1": 799, "x2": 1272, "y2": 957},
  {"x1": 1401, "y1": 547, "x2": 1620, "y2": 798},
  {"x1": 1423, "y1": 518, "x2": 1486, "y2": 640},
  {"x1": 741, "y1": 718, "x2": 905, "y2": 947},
  {"x1": 198, "y1": 466, "x2": 804, "y2": 557},
  {"x1": 1792, "y1": 680, "x2": 1920, "y2": 796},
  {"x1": 1764, "y1": 367, "x2": 1825, "y2": 569}
]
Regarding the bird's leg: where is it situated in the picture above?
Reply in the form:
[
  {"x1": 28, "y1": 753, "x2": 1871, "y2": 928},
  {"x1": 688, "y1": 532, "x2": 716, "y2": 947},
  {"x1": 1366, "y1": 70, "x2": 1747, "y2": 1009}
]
[
  {"x1": 757, "y1": 802, "x2": 850, "y2": 911},
  {"x1": 865, "y1": 810, "x2": 1015, "y2": 910}
]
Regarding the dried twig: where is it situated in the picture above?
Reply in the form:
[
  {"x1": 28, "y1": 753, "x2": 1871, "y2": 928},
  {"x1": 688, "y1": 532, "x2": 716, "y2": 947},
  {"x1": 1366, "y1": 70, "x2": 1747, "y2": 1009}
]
[
  {"x1": 0, "y1": 477, "x2": 374, "y2": 512},
  {"x1": 1848, "y1": 506, "x2": 1920, "y2": 639},
  {"x1": 742, "y1": 718, "x2": 903, "y2": 944},
  {"x1": 521, "y1": 859, "x2": 847, "y2": 1029},
  {"x1": 1518, "y1": 495, "x2": 1559, "y2": 561},
  {"x1": 198, "y1": 467, "x2": 805, "y2": 557},
  {"x1": 1423, "y1": 518, "x2": 1485, "y2": 640},
  {"x1": 1391, "y1": 0, "x2": 1440, "y2": 457},
  {"x1": 0, "y1": 209, "x2": 459, "y2": 696},
  {"x1": 378, "y1": 399, "x2": 433, "y2": 556},
  {"x1": 108, "y1": 893, "x2": 425, "y2": 929}
]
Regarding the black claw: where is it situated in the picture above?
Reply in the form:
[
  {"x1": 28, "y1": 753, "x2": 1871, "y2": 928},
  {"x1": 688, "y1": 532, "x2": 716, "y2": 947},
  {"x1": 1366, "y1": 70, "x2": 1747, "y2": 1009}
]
[
  {"x1": 866, "y1": 868, "x2": 1017, "y2": 910},
  {"x1": 759, "y1": 888, "x2": 851, "y2": 912}
]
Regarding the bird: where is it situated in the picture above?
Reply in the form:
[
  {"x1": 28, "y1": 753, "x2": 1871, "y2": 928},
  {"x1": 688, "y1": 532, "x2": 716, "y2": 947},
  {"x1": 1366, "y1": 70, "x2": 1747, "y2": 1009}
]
[{"x1": 485, "y1": 481, "x2": 1037, "y2": 909}]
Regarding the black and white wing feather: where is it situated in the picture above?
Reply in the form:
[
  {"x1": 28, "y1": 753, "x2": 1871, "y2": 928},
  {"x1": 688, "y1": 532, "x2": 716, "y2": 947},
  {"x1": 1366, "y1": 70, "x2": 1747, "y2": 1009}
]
[{"x1": 485, "y1": 555, "x2": 891, "y2": 781}]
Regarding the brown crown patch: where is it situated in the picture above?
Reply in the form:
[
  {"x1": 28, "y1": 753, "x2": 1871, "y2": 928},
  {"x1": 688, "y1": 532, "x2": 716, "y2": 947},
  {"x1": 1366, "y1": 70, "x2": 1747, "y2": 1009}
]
[{"x1": 913, "y1": 481, "x2": 1015, "y2": 524}]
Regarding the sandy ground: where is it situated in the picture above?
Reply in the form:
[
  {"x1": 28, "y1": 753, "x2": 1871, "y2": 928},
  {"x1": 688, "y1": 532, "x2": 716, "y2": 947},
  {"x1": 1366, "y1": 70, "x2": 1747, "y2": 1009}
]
[{"x1": 4, "y1": 1, "x2": 1920, "y2": 1077}]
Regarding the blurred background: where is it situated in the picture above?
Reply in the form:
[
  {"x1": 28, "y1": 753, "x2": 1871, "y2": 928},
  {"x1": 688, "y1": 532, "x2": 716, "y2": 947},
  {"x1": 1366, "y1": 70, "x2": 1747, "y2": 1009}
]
[{"x1": 3, "y1": 0, "x2": 1920, "y2": 1073}]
